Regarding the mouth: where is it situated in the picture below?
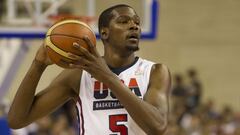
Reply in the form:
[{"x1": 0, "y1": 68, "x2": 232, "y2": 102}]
[{"x1": 127, "y1": 33, "x2": 140, "y2": 42}]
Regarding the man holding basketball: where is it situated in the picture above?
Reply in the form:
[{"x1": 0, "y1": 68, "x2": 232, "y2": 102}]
[{"x1": 8, "y1": 4, "x2": 171, "y2": 135}]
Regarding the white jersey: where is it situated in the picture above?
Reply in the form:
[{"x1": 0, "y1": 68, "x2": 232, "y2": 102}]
[{"x1": 76, "y1": 57, "x2": 155, "y2": 135}]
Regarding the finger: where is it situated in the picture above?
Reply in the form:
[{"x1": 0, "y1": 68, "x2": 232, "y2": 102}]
[
  {"x1": 69, "y1": 63, "x2": 84, "y2": 68},
  {"x1": 73, "y1": 42, "x2": 95, "y2": 60},
  {"x1": 67, "y1": 52, "x2": 81, "y2": 60},
  {"x1": 69, "y1": 63, "x2": 87, "y2": 69},
  {"x1": 68, "y1": 52, "x2": 90, "y2": 66},
  {"x1": 83, "y1": 36, "x2": 95, "y2": 54},
  {"x1": 83, "y1": 36, "x2": 101, "y2": 57},
  {"x1": 69, "y1": 63, "x2": 92, "y2": 74}
]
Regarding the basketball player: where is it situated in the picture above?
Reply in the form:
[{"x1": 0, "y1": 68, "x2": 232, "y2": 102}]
[{"x1": 8, "y1": 4, "x2": 171, "y2": 135}]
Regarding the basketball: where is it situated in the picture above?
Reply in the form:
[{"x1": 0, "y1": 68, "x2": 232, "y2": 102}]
[{"x1": 44, "y1": 19, "x2": 96, "y2": 68}]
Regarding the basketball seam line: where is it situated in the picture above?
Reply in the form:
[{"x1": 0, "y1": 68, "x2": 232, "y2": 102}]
[
  {"x1": 46, "y1": 20, "x2": 95, "y2": 37},
  {"x1": 46, "y1": 34, "x2": 86, "y2": 41},
  {"x1": 45, "y1": 36, "x2": 76, "y2": 60},
  {"x1": 47, "y1": 46, "x2": 78, "y2": 62}
]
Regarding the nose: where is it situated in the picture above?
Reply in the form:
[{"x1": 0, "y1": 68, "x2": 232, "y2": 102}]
[{"x1": 129, "y1": 21, "x2": 139, "y2": 31}]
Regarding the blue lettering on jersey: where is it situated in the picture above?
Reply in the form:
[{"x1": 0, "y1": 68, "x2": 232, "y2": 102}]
[{"x1": 93, "y1": 78, "x2": 142, "y2": 110}]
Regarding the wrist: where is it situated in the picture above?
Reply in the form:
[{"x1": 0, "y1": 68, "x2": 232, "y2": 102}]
[
  {"x1": 103, "y1": 73, "x2": 121, "y2": 88},
  {"x1": 32, "y1": 59, "x2": 48, "y2": 71}
]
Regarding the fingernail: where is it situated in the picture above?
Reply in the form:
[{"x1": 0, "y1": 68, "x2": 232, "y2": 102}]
[
  {"x1": 83, "y1": 36, "x2": 88, "y2": 40},
  {"x1": 73, "y1": 42, "x2": 79, "y2": 48},
  {"x1": 68, "y1": 53, "x2": 76, "y2": 59}
]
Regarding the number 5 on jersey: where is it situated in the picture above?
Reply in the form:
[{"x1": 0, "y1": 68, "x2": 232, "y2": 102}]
[{"x1": 109, "y1": 114, "x2": 128, "y2": 135}]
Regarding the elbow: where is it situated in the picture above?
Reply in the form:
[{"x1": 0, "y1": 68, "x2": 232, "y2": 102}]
[
  {"x1": 148, "y1": 119, "x2": 168, "y2": 135},
  {"x1": 7, "y1": 116, "x2": 19, "y2": 129},
  {"x1": 156, "y1": 126, "x2": 167, "y2": 135},
  {"x1": 153, "y1": 125, "x2": 167, "y2": 135},
  {"x1": 7, "y1": 115, "x2": 25, "y2": 129}
]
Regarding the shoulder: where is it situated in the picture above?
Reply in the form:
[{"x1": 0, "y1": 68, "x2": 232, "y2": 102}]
[
  {"x1": 137, "y1": 58, "x2": 170, "y2": 78},
  {"x1": 151, "y1": 63, "x2": 170, "y2": 74},
  {"x1": 148, "y1": 63, "x2": 171, "y2": 90},
  {"x1": 138, "y1": 57, "x2": 155, "y2": 65}
]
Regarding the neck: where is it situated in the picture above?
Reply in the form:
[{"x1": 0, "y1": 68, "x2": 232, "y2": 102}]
[{"x1": 103, "y1": 48, "x2": 136, "y2": 68}]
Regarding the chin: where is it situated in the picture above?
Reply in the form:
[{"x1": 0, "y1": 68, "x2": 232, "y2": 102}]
[{"x1": 126, "y1": 45, "x2": 139, "y2": 52}]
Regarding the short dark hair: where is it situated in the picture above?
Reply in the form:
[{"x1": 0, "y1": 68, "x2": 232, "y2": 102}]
[
  {"x1": 98, "y1": 4, "x2": 132, "y2": 35},
  {"x1": 187, "y1": 68, "x2": 197, "y2": 77}
]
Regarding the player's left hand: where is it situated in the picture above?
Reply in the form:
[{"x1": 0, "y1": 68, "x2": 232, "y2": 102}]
[{"x1": 68, "y1": 36, "x2": 116, "y2": 82}]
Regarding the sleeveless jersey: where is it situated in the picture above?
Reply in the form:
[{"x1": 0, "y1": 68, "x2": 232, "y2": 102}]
[{"x1": 76, "y1": 57, "x2": 155, "y2": 135}]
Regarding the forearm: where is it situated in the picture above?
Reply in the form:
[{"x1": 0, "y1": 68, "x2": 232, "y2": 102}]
[
  {"x1": 8, "y1": 60, "x2": 47, "y2": 128},
  {"x1": 105, "y1": 75, "x2": 167, "y2": 134}
]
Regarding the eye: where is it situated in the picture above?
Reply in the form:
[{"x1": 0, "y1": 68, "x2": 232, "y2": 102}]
[
  {"x1": 118, "y1": 18, "x2": 129, "y2": 24},
  {"x1": 117, "y1": 16, "x2": 130, "y2": 24},
  {"x1": 120, "y1": 20, "x2": 128, "y2": 24},
  {"x1": 135, "y1": 20, "x2": 140, "y2": 25},
  {"x1": 134, "y1": 16, "x2": 141, "y2": 25}
]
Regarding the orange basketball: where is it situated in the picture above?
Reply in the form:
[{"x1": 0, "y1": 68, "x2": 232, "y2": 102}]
[{"x1": 45, "y1": 19, "x2": 96, "y2": 68}]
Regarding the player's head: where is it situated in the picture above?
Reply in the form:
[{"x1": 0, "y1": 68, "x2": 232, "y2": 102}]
[
  {"x1": 174, "y1": 74, "x2": 183, "y2": 84},
  {"x1": 98, "y1": 4, "x2": 132, "y2": 33},
  {"x1": 187, "y1": 68, "x2": 197, "y2": 78},
  {"x1": 98, "y1": 4, "x2": 141, "y2": 52}
]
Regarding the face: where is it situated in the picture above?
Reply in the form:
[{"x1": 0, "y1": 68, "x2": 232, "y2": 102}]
[{"x1": 104, "y1": 7, "x2": 141, "y2": 52}]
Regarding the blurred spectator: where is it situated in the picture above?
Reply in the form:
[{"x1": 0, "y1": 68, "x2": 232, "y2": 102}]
[
  {"x1": 234, "y1": 113, "x2": 240, "y2": 135},
  {"x1": 34, "y1": 116, "x2": 53, "y2": 135},
  {"x1": 11, "y1": 100, "x2": 77, "y2": 135},
  {"x1": 180, "y1": 111, "x2": 202, "y2": 135},
  {"x1": 60, "y1": 100, "x2": 78, "y2": 128},
  {"x1": 0, "y1": 0, "x2": 6, "y2": 21},
  {"x1": 220, "y1": 105, "x2": 237, "y2": 135},
  {"x1": 202, "y1": 99, "x2": 219, "y2": 120},
  {"x1": 168, "y1": 69, "x2": 240, "y2": 135},
  {"x1": 171, "y1": 74, "x2": 188, "y2": 124},
  {"x1": 185, "y1": 68, "x2": 203, "y2": 112},
  {"x1": 165, "y1": 119, "x2": 184, "y2": 135},
  {"x1": 172, "y1": 74, "x2": 188, "y2": 101},
  {"x1": 50, "y1": 113, "x2": 76, "y2": 135}
]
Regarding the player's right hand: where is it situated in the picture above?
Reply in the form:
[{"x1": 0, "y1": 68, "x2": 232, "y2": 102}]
[{"x1": 34, "y1": 43, "x2": 53, "y2": 66}]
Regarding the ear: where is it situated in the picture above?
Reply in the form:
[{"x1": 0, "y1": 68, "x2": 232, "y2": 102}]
[{"x1": 100, "y1": 28, "x2": 109, "y2": 40}]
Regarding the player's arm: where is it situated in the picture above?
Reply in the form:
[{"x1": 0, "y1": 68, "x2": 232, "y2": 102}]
[
  {"x1": 107, "y1": 64, "x2": 170, "y2": 135},
  {"x1": 7, "y1": 45, "x2": 81, "y2": 129},
  {"x1": 141, "y1": 64, "x2": 171, "y2": 134}
]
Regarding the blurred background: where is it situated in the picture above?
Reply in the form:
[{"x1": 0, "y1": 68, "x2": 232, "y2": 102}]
[{"x1": 0, "y1": 0, "x2": 240, "y2": 135}]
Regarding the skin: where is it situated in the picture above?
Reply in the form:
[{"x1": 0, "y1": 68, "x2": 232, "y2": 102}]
[{"x1": 8, "y1": 7, "x2": 171, "y2": 135}]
